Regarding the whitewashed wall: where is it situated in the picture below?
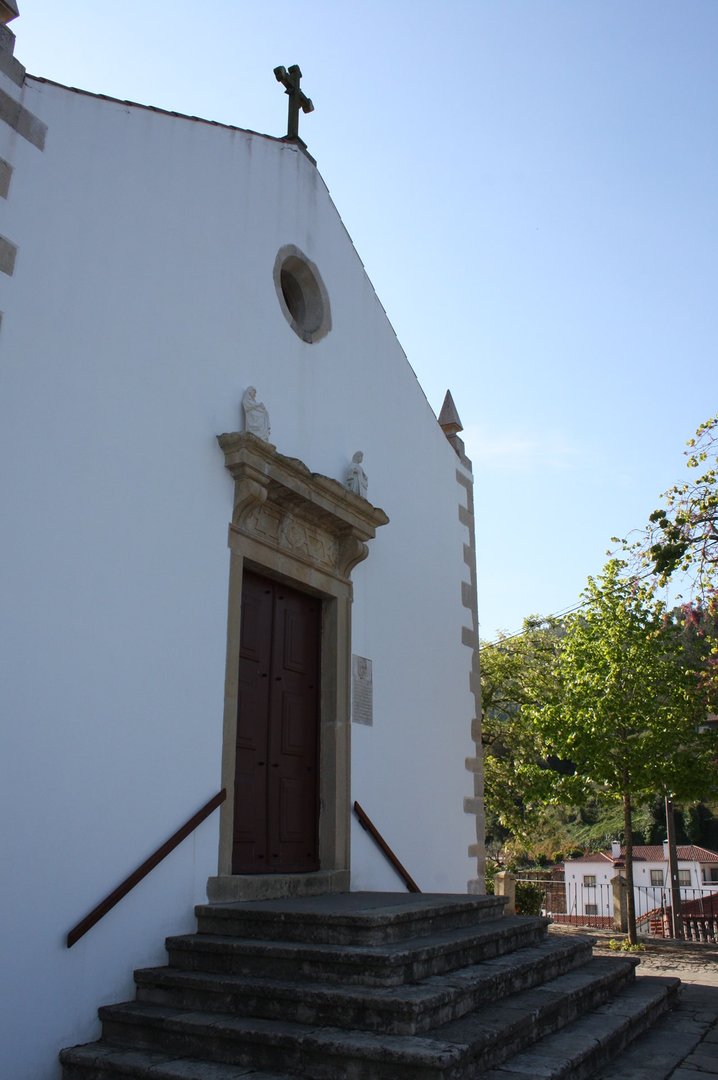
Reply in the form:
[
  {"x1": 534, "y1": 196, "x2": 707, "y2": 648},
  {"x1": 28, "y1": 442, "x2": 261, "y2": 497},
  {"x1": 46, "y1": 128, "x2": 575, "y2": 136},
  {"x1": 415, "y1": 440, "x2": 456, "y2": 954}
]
[{"x1": 0, "y1": 77, "x2": 478, "y2": 1079}]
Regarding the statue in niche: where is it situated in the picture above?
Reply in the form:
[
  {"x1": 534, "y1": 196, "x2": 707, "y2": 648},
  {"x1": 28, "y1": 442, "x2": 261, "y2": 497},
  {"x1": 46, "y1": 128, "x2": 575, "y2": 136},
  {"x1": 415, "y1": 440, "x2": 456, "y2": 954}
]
[
  {"x1": 242, "y1": 386, "x2": 271, "y2": 441},
  {"x1": 346, "y1": 451, "x2": 368, "y2": 499}
]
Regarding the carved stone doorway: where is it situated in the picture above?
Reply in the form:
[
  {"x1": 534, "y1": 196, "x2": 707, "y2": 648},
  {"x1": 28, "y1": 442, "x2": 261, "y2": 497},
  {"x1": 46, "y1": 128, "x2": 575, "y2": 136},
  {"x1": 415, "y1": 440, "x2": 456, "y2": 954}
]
[{"x1": 208, "y1": 433, "x2": 388, "y2": 903}]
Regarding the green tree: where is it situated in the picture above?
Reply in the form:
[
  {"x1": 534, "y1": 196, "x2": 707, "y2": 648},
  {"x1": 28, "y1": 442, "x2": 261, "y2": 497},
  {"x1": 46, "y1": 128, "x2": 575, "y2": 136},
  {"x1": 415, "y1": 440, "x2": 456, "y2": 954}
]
[
  {"x1": 672, "y1": 601, "x2": 718, "y2": 717},
  {"x1": 481, "y1": 617, "x2": 567, "y2": 857},
  {"x1": 621, "y1": 414, "x2": 718, "y2": 598},
  {"x1": 482, "y1": 618, "x2": 624, "y2": 865},
  {"x1": 523, "y1": 561, "x2": 717, "y2": 943}
]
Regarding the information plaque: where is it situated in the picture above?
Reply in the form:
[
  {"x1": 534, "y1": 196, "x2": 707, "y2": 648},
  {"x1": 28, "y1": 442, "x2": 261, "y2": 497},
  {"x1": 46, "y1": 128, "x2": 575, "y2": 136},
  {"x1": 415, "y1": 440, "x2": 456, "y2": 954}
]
[{"x1": 351, "y1": 654, "x2": 373, "y2": 726}]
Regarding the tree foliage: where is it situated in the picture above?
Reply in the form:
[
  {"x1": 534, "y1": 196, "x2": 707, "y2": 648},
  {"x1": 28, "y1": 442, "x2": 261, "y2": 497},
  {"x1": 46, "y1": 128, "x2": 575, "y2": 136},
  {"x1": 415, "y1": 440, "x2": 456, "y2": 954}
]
[
  {"x1": 672, "y1": 601, "x2": 718, "y2": 717},
  {"x1": 522, "y1": 560, "x2": 717, "y2": 941},
  {"x1": 620, "y1": 414, "x2": 718, "y2": 599},
  {"x1": 481, "y1": 617, "x2": 567, "y2": 855}
]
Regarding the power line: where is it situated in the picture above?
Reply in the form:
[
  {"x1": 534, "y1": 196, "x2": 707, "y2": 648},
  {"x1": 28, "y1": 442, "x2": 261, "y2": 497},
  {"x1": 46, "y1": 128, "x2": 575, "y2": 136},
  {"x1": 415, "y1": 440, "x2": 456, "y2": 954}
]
[{"x1": 479, "y1": 568, "x2": 661, "y2": 651}]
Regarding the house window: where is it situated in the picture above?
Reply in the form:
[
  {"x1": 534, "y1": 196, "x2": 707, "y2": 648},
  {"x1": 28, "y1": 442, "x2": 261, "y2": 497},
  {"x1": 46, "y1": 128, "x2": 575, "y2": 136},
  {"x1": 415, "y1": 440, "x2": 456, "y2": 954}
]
[
  {"x1": 583, "y1": 875, "x2": 596, "y2": 888},
  {"x1": 650, "y1": 870, "x2": 664, "y2": 886},
  {"x1": 678, "y1": 870, "x2": 691, "y2": 886},
  {"x1": 585, "y1": 903, "x2": 599, "y2": 915},
  {"x1": 703, "y1": 867, "x2": 718, "y2": 883}
]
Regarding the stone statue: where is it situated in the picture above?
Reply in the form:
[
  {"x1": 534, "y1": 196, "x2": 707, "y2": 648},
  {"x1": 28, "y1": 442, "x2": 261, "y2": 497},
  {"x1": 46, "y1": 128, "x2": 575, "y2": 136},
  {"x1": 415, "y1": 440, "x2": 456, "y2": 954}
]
[
  {"x1": 346, "y1": 451, "x2": 368, "y2": 498},
  {"x1": 242, "y1": 386, "x2": 270, "y2": 441}
]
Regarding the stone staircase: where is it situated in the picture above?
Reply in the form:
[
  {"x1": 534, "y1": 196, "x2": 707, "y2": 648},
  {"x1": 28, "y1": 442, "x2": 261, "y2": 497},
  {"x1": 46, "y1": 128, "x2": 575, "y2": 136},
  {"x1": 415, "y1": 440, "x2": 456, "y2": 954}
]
[{"x1": 60, "y1": 892, "x2": 679, "y2": 1079}]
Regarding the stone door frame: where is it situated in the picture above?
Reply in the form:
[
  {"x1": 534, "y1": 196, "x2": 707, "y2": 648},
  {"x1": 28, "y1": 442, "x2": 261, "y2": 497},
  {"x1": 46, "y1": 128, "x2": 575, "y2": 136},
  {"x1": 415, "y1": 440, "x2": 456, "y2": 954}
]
[{"x1": 208, "y1": 432, "x2": 388, "y2": 902}]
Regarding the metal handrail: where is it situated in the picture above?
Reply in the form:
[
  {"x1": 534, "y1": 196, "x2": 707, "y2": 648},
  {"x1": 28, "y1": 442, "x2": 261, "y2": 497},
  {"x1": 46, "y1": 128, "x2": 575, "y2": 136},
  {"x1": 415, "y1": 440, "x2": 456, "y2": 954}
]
[
  {"x1": 67, "y1": 788, "x2": 226, "y2": 948},
  {"x1": 353, "y1": 800, "x2": 421, "y2": 893}
]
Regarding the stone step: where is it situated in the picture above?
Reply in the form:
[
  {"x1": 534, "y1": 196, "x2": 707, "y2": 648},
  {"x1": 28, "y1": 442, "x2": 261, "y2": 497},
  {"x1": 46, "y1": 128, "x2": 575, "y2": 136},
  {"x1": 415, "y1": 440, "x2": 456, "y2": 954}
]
[
  {"x1": 95, "y1": 957, "x2": 640, "y2": 1080},
  {"x1": 591, "y1": 982, "x2": 718, "y2": 1080},
  {"x1": 58, "y1": 974, "x2": 681, "y2": 1080},
  {"x1": 478, "y1": 975, "x2": 680, "y2": 1078},
  {"x1": 195, "y1": 891, "x2": 507, "y2": 946},
  {"x1": 166, "y1": 914, "x2": 550, "y2": 987},
  {"x1": 135, "y1": 933, "x2": 595, "y2": 1035},
  {"x1": 59, "y1": 895, "x2": 686, "y2": 1080},
  {"x1": 60, "y1": 1044, "x2": 294, "y2": 1079}
]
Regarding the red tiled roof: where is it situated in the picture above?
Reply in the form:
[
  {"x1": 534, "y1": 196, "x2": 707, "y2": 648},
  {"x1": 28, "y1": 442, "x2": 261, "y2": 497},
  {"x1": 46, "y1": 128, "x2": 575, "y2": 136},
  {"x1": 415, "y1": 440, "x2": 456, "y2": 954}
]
[
  {"x1": 564, "y1": 844, "x2": 718, "y2": 866},
  {"x1": 629, "y1": 845, "x2": 718, "y2": 863}
]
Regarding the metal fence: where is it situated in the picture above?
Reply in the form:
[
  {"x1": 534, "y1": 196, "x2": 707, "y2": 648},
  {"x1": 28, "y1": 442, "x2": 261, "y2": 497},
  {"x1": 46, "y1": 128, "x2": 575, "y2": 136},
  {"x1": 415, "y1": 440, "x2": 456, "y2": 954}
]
[
  {"x1": 634, "y1": 885, "x2": 718, "y2": 943},
  {"x1": 517, "y1": 876, "x2": 613, "y2": 929},
  {"x1": 515, "y1": 875, "x2": 718, "y2": 942}
]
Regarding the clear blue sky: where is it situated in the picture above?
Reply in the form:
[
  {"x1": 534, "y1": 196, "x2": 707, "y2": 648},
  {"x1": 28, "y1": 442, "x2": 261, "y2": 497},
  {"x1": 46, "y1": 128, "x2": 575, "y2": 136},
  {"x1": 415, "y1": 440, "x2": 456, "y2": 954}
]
[{"x1": 16, "y1": 1, "x2": 718, "y2": 640}]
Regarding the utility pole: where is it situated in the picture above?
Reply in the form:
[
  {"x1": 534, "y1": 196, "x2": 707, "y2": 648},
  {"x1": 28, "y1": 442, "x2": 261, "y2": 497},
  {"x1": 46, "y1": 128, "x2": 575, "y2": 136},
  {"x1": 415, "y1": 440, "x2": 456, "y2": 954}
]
[{"x1": 665, "y1": 795, "x2": 684, "y2": 940}]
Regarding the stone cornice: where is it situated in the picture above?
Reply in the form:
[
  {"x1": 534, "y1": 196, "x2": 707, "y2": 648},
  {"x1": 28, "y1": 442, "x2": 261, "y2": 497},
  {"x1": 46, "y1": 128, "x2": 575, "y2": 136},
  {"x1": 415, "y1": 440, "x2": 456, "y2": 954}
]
[{"x1": 217, "y1": 432, "x2": 389, "y2": 581}]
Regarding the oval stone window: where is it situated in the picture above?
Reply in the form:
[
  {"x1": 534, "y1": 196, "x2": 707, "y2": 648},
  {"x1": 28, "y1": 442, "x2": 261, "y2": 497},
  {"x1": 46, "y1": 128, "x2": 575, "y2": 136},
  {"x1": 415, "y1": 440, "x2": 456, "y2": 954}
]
[{"x1": 274, "y1": 245, "x2": 331, "y2": 343}]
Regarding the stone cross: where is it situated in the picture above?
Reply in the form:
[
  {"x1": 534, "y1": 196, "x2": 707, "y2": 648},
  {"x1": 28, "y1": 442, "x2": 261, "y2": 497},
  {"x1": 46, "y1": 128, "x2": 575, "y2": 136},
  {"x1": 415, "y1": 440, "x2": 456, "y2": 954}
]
[
  {"x1": 274, "y1": 64, "x2": 314, "y2": 142},
  {"x1": 0, "y1": 0, "x2": 19, "y2": 25}
]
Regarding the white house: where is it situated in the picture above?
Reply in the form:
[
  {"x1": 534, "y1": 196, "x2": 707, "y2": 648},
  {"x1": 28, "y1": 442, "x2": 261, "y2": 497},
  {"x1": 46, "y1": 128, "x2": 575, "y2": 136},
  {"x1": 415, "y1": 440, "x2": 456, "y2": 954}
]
[
  {"x1": 563, "y1": 843, "x2": 718, "y2": 922},
  {"x1": 0, "y1": 11, "x2": 484, "y2": 1078}
]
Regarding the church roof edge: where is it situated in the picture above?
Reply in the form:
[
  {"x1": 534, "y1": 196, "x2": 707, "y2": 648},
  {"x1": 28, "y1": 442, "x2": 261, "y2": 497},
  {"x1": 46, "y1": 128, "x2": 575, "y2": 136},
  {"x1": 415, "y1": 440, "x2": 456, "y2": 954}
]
[{"x1": 26, "y1": 75, "x2": 305, "y2": 156}]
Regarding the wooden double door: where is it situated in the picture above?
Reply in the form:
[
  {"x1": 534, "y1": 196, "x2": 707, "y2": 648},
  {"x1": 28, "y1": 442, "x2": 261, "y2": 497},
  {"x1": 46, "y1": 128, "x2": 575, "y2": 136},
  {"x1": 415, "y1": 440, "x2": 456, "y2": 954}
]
[{"x1": 232, "y1": 571, "x2": 321, "y2": 874}]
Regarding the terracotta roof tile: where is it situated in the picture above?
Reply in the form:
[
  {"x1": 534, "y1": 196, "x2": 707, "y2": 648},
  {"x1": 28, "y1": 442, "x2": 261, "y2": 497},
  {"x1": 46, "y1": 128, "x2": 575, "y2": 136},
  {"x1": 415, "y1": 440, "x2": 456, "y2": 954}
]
[{"x1": 564, "y1": 844, "x2": 718, "y2": 866}]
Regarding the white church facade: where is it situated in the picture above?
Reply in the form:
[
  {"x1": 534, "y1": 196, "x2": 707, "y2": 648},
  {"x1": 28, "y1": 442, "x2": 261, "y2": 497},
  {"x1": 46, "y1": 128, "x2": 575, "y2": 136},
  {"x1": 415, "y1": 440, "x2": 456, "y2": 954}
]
[{"x1": 0, "y1": 10, "x2": 484, "y2": 1078}]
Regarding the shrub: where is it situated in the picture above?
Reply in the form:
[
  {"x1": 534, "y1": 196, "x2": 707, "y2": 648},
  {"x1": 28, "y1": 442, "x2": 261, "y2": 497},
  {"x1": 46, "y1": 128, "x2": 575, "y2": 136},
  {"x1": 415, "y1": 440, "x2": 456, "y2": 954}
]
[
  {"x1": 608, "y1": 937, "x2": 645, "y2": 953},
  {"x1": 515, "y1": 880, "x2": 544, "y2": 916}
]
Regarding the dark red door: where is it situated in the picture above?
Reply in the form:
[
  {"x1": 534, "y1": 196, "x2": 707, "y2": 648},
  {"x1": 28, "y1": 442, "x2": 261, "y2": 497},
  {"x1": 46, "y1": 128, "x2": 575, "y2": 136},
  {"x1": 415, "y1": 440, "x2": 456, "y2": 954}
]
[{"x1": 232, "y1": 571, "x2": 320, "y2": 874}]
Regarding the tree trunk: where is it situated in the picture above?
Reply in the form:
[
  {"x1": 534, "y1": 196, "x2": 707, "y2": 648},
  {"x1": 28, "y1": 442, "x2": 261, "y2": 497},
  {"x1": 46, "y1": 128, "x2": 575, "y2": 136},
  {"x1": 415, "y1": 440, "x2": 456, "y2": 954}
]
[{"x1": 623, "y1": 787, "x2": 637, "y2": 944}]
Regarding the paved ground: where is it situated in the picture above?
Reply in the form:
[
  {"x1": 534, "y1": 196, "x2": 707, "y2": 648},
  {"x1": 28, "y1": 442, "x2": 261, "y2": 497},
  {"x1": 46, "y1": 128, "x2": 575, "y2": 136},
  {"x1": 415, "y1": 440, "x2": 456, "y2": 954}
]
[{"x1": 550, "y1": 926, "x2": 718, "y2": 1077}]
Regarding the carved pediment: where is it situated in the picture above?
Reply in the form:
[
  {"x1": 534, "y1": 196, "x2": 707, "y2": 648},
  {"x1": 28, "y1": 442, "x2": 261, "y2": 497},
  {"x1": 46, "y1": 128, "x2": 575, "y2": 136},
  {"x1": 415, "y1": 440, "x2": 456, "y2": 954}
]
[{"x1": 217, "y1": 432, "x2": 389, "y2": 581}]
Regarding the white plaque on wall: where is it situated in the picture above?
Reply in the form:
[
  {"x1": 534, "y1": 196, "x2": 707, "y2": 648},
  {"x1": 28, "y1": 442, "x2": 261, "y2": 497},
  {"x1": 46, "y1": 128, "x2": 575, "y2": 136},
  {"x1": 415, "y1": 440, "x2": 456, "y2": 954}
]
[{"x1": 352, "y1": 655, "x2": 373, "y2": 726}]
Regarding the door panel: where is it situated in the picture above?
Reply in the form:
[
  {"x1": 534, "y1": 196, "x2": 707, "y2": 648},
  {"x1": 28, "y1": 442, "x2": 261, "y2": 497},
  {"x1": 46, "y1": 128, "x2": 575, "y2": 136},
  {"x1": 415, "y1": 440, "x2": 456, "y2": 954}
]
[
  {"x1": 233, "y1": 575, "x2": 272, "y2": 871},
  {"x1": 233, "y1": 571, "x2": 320, "y2": 874}
]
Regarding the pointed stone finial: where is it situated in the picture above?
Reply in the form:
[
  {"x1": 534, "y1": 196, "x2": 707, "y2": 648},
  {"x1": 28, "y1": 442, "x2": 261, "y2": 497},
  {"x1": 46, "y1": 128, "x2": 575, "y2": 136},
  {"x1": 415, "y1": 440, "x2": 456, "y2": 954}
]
[
  {"x1": 438, "y1": 389, "x2": 471, "y2": 468},
  {"x1": 438, "y1": 390, "x2": 463, "y2": 438}
]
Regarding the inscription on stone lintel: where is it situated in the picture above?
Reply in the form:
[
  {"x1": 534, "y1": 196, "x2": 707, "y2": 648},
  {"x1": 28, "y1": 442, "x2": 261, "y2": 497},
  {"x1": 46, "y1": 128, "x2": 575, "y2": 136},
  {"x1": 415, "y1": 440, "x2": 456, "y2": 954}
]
[{"x1": 352, "y1": 655, "x2": 373, "y2": 726}]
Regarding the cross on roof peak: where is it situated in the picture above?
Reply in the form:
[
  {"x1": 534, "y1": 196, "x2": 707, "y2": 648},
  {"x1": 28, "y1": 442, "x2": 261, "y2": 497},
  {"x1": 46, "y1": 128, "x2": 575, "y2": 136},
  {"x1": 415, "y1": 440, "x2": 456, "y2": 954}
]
[
  {"x1": 0, "y1": 0, "x2": 19, "y2": 25},
  {"x1": 274, "y1": 64, "x2": 314, "y2": 147}
]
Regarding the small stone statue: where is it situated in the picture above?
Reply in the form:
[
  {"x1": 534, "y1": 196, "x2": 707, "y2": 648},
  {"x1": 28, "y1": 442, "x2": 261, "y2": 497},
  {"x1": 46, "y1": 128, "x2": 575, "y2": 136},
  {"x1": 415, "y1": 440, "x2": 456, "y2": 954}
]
[
  {"x1": 346, "y1": 451, "x2": 368, "y2": 498},
  {"x1": 242, "y1": 386, "x2": 270, "y2": 441}
]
